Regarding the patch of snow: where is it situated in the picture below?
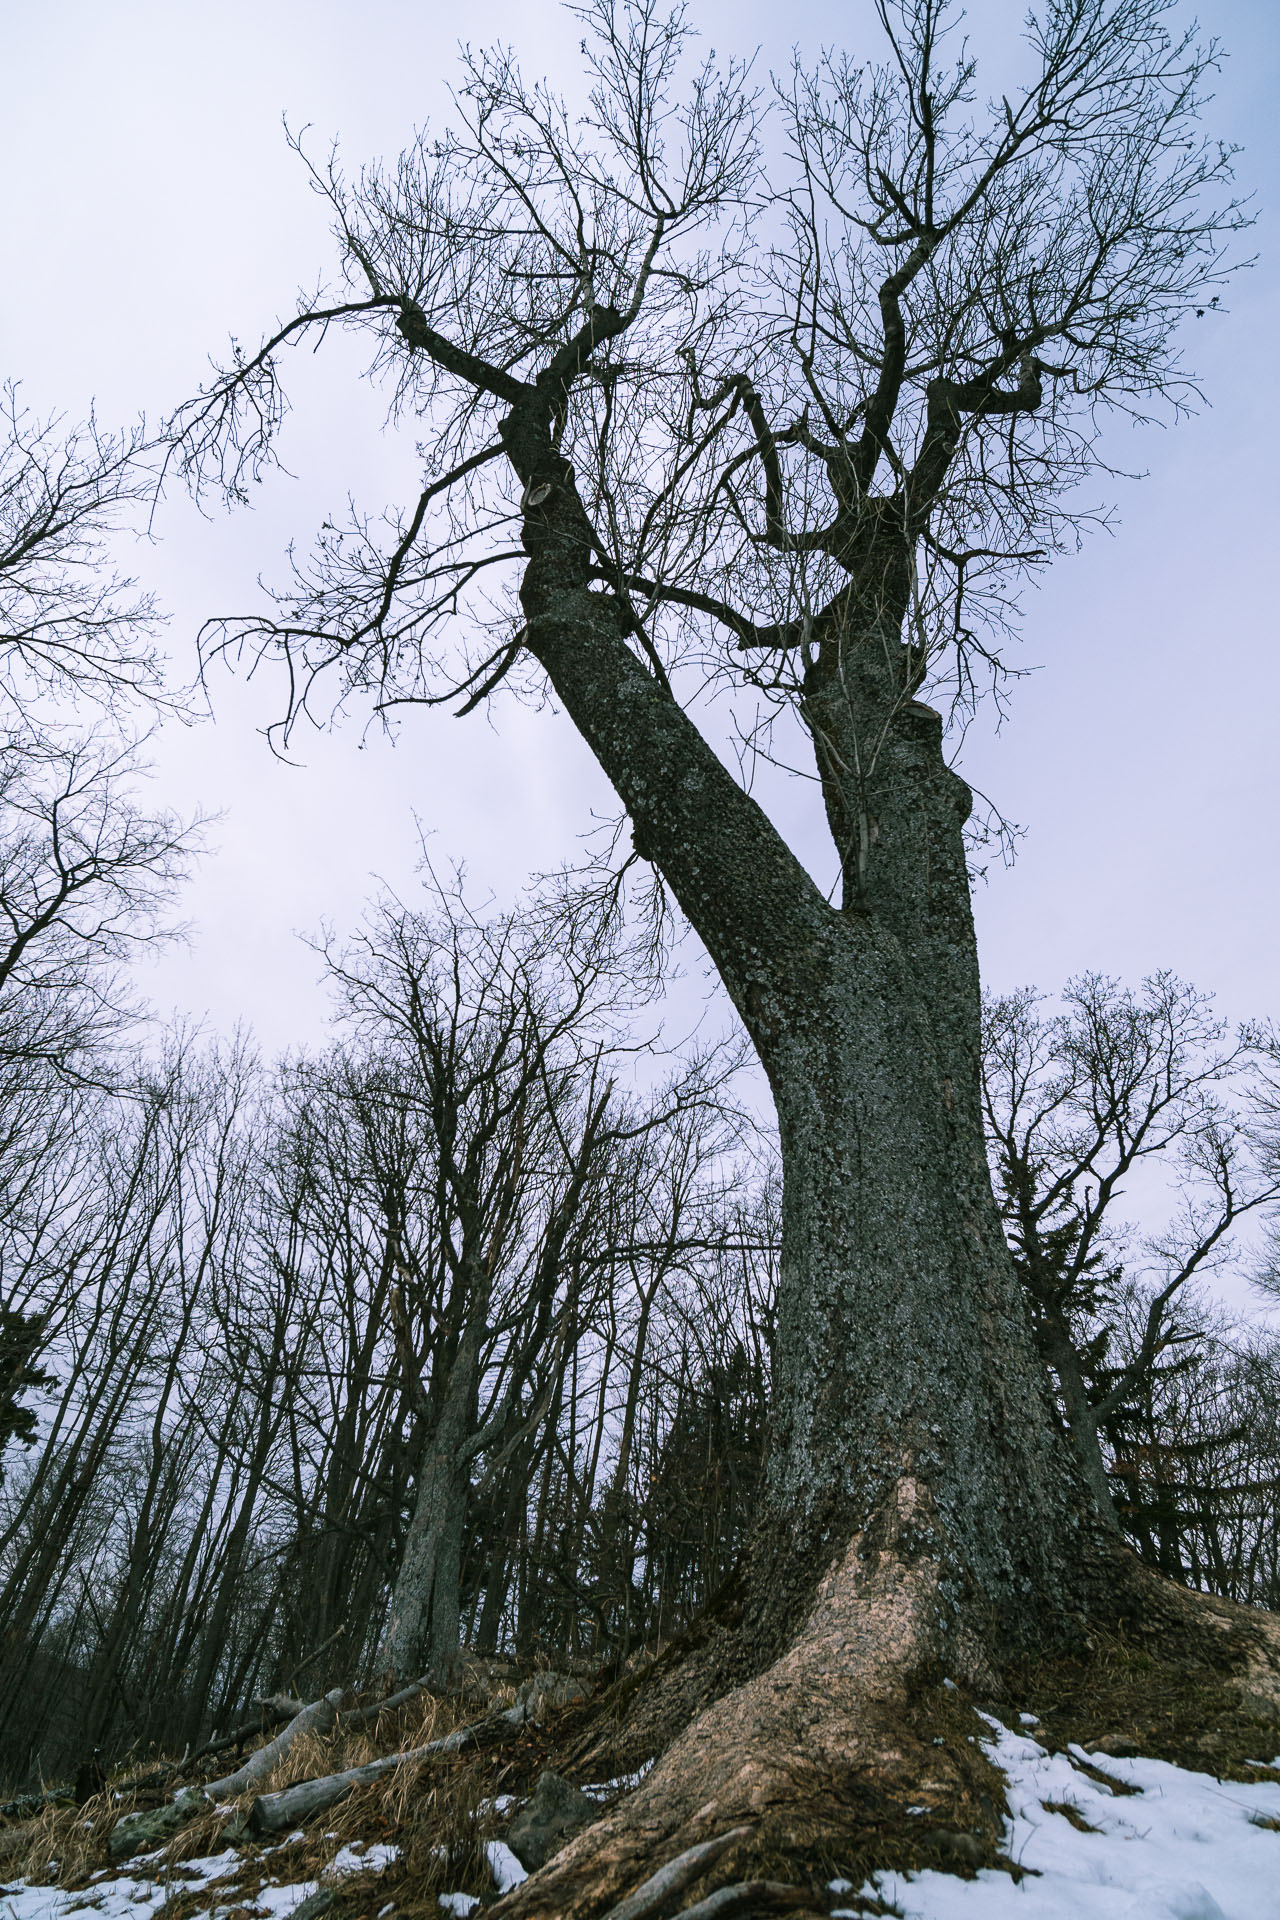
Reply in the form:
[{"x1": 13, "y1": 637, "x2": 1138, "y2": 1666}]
[
  {"x1": 245, "y1": 1883, "x2": 320, "y2": 1916},
  {"x1": 177, "y1": 1850, "x2": 243, "y2": 1886},
  {"x1": 437, "y1": 1897, "x2": 479, "y2": 1918},
  {"x1": 0, "y1": 1853, "x2": 315, "y2": 1920},
  {"x1": 4, "y1": 1876, "x2": 159, "y2": 1918},
  {"x1": 485, "y1": 1839, "x2": 527, "y2": 1893},
  {"x1": 861, "y1": 1714, "x2": 1280, "y2": 1919},
  {"x1": 475, "y1": 1792, "x2": 518, "y2": 1819},
  {"x1": 324, "y1": 1844, "x2": 398, "y2": 1879}
]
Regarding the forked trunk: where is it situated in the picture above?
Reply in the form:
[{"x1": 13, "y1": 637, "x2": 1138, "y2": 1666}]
[
  {"x1": 447, "y1": 438, "x2": 1280, "y2": 1920},
  {"x1": 509, "y1": 469, "x2": 1092, "y2": 1640}
]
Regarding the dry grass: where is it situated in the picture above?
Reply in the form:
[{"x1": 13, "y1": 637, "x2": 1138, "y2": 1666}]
[
  {"x1": 1041, "y1": 1798, "x2": 1100, "y2": 1833},
  {"x1": 1008, "y1": 1623, "x2": 1280, "y2": 1785},
  {"x1": 0, "y1": 1685, "x2": 509, "y2": 1903},
  {"x1": 0, "y1": 1786, "x2": 143, "y2": 1889}
]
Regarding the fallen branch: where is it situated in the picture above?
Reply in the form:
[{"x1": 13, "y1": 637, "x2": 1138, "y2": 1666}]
[
  {"x1": 338, "y1": 1674, "x2": 431, "y2": 1729},
  {"x1": 599, "y1": 1828, "x2": 752, "y2": 1920},
  {"x1": 178, "y1": 1677, "x2": 428, "y2": 1777},
  {"x1": 248, "y1": 1748, "x2": 424, "y2": 1834},
  {"x1": 204, "y1": 1688, "x2": 345, "y2": 1800},
  {"x1": 109, "y1": 1688, "x2": 345, "y2": 1861},
  {"x1": 178, "y1": 1695, "x2": 310, "y2": 1775},
  {"x1": 247, "y1": 1702, "x2": 527, "y2": 1835}
]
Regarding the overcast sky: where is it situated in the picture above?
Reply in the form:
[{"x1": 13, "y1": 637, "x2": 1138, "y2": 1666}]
[{"x1": 2, "y1": 0, "x2": 1276, "y2": 1070}]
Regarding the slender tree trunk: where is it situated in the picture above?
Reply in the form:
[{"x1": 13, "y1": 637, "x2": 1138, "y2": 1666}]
[
  {"x1": 378, "y1": 1325, "x2": 480, "y2": 1684},
  {"x1": 1038, "y1": 1320, "x2": 1120, "y2": 1527}
]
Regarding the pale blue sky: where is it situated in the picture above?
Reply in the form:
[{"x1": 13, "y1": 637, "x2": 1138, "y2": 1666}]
[{"x1": 2, "y1": 0, "x2": 1276, "y2": 1057}]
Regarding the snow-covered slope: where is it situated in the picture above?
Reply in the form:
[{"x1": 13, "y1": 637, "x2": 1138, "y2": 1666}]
[{"x1": 858, "y1": 1716, "x2": 1280, "y2": 1920}]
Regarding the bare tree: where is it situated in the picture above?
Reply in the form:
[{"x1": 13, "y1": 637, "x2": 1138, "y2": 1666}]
[
  {"x1": 0, "y1": 366, "x2": 198, "y2": 1515},
  {"x1": 0, "y1": 720, "x2": 200, "y2": 1507},
  {"x1": 0, "y1": 726, "x2": 198, "y2": 1048},
  {"x1": 0, "y1": 384, "x2": 163, "y2": 718},
  {"x1": 981, "y1": 973, "x2": 1280, "y2": 1528},
  {"x1": 314, "y1": 877, "x2": 743, "y2": 1685},
  {"x1": 1098, "y1": 1296, "x2": 1280, "y2": 1607},
  {"x1": 0, "y1": 839, "x2": 771, "y2": 1786},
  {"x1": 159, "y1": 0, "x2": 1269, "y2": 1884}
]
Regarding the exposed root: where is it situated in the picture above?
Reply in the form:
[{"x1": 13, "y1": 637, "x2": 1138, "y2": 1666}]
[
  {"x1": 674, "y1": 1884, "x2": 812, "y2": 1919},
  {"x1": 497, "y1": 1483, "x2": 1280, "y2": 1918},
  {"x1": 15, "y1": 1489, "x2": 1275, "y2": 1920},
  {"x1": 501, "y1": 1478, "x2": 1006, "y2": 1918},
  {"x1": 598, "y1": 1827, "x2": 750, "y2": 1920}
]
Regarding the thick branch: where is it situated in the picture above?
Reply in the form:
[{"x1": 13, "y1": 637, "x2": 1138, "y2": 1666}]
[
  {"x1": 394, "y1": 300, "x2": 532, "y2": 405},
  {"x1": 908, "y1": 351, "x2": 1045, "y2": 523},
  {"x1": 504, "y1": 433, "x2": 836, "y2": 1026},
  {"x1": 594, "y1": 569, "x2": 802, "y2": 651}
]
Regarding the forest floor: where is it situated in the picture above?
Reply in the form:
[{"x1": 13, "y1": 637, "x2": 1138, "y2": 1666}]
[{"x1": 3, "y1": 1666, "x2": 1279, "y2": 1920}]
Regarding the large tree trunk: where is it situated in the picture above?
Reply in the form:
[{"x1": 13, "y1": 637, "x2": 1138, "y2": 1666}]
[
  {"x1": 763, "y1": 908, "x2": 1079, "y2": 1628},
  {"x1": 489, "y1": 447, "x2": 1280, "y2": 1916}
]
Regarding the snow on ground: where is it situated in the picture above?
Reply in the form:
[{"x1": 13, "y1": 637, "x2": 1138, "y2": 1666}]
[
  {"x1": 2, "y1": 1724, "x2": 1277, "y2": 1920},
  {"x1": 0, "y1": 1860, "x2": 323, "y2": 1920},
  {"x1": 0, "y1": 1861, "x2": 319, "y2": 1920},
  {"x1": 482, "y1": 1840, "x2": 527, "y2": 1894},
  {"x1": 323, "y1": 1843, "x2": 398, "y2": 1879},
  {"x1": 856, "y1": 1716, "x2": 1280, "y2": 1920},
  {"x1": 0, "y1": 1837, "x2": 402, "y2": 1920}
]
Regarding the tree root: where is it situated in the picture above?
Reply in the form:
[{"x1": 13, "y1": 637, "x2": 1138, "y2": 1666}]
[
  {"x1": 598, "y1": 1827, "x2": 750, "y2": 1920},
  {"x1": 674, "y1": 1886, "x2": 812, "y2": 1920},
  {"x1": 496, "y1": 1480, "x2": 1280, "y2": 1919},
  {"x1": 499, "y1": 1477, "x2": 1004, "y2": 1919}
]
